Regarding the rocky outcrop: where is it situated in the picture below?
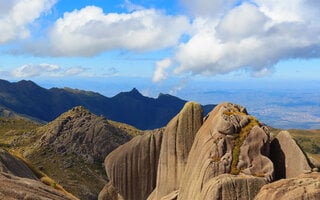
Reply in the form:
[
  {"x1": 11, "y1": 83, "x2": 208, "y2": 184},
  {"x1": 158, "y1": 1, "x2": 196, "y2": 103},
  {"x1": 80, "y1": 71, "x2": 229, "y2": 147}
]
[
  {"x1": 177, "y1": 102, "x2": 273, "y2": 200},
  {"x1": 98, "y1": 182, "x2": 123, "y2": 200},
  {"x1": 0, "y1": 149, "x2": 37, "y2": 180},
  {"x1": 105, "y1": 128, "x2": 164, "y2": 200},
  {"x1": 154, "y1": 102, "x2": 203, "y2": 198},
  {"x1": 270, "y1": 131, "x2": 312, "y2": 180},
  {"x1": 255, "y1": 173, "x2": 320, "y2": 200},
  {"x1": 0, "y1": 172, "x2": 76, "y2": 200},
  {"x1": 38, "y1": 106, "x2": 132, "y2": 163}
]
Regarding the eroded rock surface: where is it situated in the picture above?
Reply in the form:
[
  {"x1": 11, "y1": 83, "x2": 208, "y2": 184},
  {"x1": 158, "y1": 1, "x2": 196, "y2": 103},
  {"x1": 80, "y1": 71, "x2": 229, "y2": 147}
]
[
  {"x1": 154, "y1": 102, "x2": 203, "y2": 199},
  {"x1": 200, "y1": 174, "x2": 268, "y2": 200},
  {"x1": 105, "y1": 128, "x2": 164, "y2": 200},
  {"x1": 270, "y1": 131, "x2": 312, "y2": 179},
  {"x1": 177, "y1": 102, "x2": 273, "y2": 200},
  {"x1": 0, "y1": 148, "x2": 37, "y2": 180},
  {"x1": 255, "y1": 173, "x2": 320, "y2": 200}
]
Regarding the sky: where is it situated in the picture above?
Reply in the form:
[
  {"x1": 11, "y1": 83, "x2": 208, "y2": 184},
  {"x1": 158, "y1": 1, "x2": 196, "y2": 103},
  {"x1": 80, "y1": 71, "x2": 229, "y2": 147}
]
[{"x1": 0, "y1": 0, "x2": 320, "y2": 99}]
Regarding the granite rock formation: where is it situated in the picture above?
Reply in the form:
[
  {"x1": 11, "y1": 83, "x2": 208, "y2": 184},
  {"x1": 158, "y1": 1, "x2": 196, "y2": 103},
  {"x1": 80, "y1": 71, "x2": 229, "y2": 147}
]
[
  {"x1": 105, "y1": 128, "x2": 164, "y2": 200},
  {"x1": 177, "y1": 102, "x2": 273, "y2": 200},
  {"x1": 0, "y1": 149, "x2": 37, "y2": 180},
  {"x1": 153, "y1": 102, "x2": 203, "y2": 199},
  {"x1": 0, "y1": 172, "x2": 76, "y2": 200},
  {"x1": 270, "y1": 130, "x2": 312, "y2": 180},
  {"x1": 101, "y1": 102, "x2": 317, "y2": 200},
  {"x1": 255, "y1": 173, "x2": 320, "y2": 200}
]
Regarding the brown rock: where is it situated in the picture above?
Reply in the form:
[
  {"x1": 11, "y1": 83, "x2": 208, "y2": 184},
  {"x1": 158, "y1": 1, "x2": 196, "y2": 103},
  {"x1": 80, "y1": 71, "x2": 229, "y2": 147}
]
[
  {"x1": 155, "y1": 102, "x2": 203, "y2": 199},
  {"x1": 200, "y1": 174, "x2": 268, "y2": 200},
  {"x1": 105, "y1": 128, "x2": 164, "y2": 200},
  {"x1": 270, "y1": 131, "x2": 312, "y2": 180},
  {"x1": 0, "y1": 148, "x2": 37, "y2": 180},
  {"x1": 0, "y1": 172, "x2": 76, "y2": 200},
  {"x1": 177, "y1": 102, "x2": 273, "y2": 200},
  {"x1": 255, "y1": 173, "x2": 320, "y2": 200},
  {"x1": 98, "y1": 182, "x2": 123, "y2": 200}
]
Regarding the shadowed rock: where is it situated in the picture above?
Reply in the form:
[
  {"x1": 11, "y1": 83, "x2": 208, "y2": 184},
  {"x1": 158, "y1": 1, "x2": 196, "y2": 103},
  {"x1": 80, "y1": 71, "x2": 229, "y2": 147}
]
[
  {"x1": 177, "y1": 102, "x2": 273, "y2": 200},
  {"x1": 255, "y1": 173, "x2": 320, "y2": 200},
  {"x1": 270, "y1": 131, "x2": 311, "y2": 179},
  {"x1": 98, "y1": 182, "x2": 123, "y2": 200},
  {"x1": 0, "y1": 148, "x2": 37, "y2": 180},
  {"x1": 105, "y1": 128, "x2": 164, "y2": 200},
  {"x1": 154, "y1": 102, "x2": 203, "y2": 199}
]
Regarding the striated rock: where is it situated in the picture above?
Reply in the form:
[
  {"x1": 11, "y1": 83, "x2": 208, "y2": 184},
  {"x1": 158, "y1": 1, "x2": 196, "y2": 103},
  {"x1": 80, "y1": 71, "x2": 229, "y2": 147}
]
[
  {"x1": 0, "y1": 148, "x2": 37, "y2": 180},
  {"x1": 200, "y1": 174, "x2": 268, "y2": 200},
  {"x1": 38, "y1": 106, "x2": 132, "y2": 162},
  {"x1": 270, "y1": 131, "x2": 311, "y2": 180},
  {"x1": 177, "y1": 102, "x2": 273, "y2": 200},
  {"x1": 98, "y1": 182, "x2": 123, "y2": 200},
  {"x1": 105, "y1": 128, "x2": 164, "y2": 200},
  {"x1": 255, "y1": 173, "x2": 320, "y2": 200},
  {"x1": 154, "y1": 102, "x2": 203, "y2": 199},
  {"x1": 0, "y1": 172, "x2": 76, "y2": 200}
]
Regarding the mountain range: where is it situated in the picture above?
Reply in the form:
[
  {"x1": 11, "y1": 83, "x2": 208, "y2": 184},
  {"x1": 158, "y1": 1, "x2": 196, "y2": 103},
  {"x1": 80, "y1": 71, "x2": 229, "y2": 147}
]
[{"x1": 0, "y1": 79, "x2": 215, "y2": 130}]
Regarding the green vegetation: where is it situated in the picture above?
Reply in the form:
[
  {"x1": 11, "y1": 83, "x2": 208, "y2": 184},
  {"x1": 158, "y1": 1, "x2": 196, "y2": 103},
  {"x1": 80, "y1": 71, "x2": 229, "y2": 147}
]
[{"x1": 230, "y1": 114, "x2": 260, "y2": 175}]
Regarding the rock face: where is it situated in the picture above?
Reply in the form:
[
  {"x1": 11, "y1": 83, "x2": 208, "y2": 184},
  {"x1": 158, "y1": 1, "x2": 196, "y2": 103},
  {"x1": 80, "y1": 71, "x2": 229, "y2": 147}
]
[
  {"x1": 154, "y1": 102, "x2": 203, "y2": 199},
  {"x1": 200, "y1": 174, "x2": 268, "y2": 200},
  {"x1": 177, "y1": 102, "x2": 273, "y2": 200},
  {"x1": 270, "y1": 131, "x2": 312, "y2": 180},
  {"x1": 255, "y1": 173, "x2": 320, "y2": 200},
  {"x1": 98, "y1": 182, "x2": 124, "y2": 200},
  {"x1": 105, "y1": 128, "x2": 164, "y2": 200},
  {"x1": 38, "y1": 106, "x2": 132, "y2": 163},
  {"x1": 0, "y1": 149, "x2": 37, "y2": 180},
  {"x1": 0, "y1": 172, "x2": 75, "y2": 200}
]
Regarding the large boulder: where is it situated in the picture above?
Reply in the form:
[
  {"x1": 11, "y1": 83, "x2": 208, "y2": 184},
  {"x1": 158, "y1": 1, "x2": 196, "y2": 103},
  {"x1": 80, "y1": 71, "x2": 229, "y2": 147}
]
[
  {"x1": 98, "y1": 182, "x2": 123, "y2": 200},
  {"x1": 270, "y1": 131, "x2": 312, "y2": 180},
  {"x1": 255, "y1": 173, "x2": 320, "y2": 200},
  {"x1": 105, "y1": 128, "x2": 164, "y2": 200},
  {"x1": 177, "y1": 102, "x2": 273, "y2": 200},
  {"x1": 154, "y1": 102, "x2": 203, "y2": 199},
  {"x1": 0, "y1": 148, "x2": 37, "y2": 180}
]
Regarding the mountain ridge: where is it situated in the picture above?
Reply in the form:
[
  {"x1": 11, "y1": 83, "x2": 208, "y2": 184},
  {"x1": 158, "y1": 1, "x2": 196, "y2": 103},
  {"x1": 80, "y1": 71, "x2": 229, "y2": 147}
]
[{"x1": 0, "y1": 79, "x2": 215, "y2": 130}]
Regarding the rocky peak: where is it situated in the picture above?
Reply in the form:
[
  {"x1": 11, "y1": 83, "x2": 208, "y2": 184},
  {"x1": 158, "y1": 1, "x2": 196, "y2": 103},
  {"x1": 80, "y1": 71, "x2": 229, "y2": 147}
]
[{"x1": 37, "y1": 106, "x2": 132, "y2": 163}]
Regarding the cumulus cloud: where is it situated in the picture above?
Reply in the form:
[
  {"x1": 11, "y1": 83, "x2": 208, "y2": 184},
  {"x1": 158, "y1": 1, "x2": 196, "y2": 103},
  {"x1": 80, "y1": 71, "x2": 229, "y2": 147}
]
[
  {"x1": 31, "y1": 6, "x2": 189, "y2": 56},
  {"x1": 152, "y1": 58, "x2": 172, "y2": 82},
  {"x1": 0, "y1": 0, "x2": 56, "y2": 44},
  {"x1": 12, "y1": 63, "x2": 60, "y2": 78},
  {"x1": 172, "y1": 0, "x2": 320, "y2": 77}
]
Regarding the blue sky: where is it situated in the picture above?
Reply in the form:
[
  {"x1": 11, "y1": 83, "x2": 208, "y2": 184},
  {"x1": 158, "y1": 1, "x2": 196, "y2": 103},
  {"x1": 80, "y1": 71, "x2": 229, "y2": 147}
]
[{"x1": 0, "y1": 0, "x2": 320, "y2": 99}]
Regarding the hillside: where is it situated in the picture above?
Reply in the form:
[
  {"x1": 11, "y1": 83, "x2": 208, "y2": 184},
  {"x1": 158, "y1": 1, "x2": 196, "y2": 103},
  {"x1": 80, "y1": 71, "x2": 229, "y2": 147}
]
[
  {"x1": 0, "y1": 79, "x2": 215, "y2": 130},
  {"x1": 0, "y1": 107, "x2": 142, "y2": 199}
]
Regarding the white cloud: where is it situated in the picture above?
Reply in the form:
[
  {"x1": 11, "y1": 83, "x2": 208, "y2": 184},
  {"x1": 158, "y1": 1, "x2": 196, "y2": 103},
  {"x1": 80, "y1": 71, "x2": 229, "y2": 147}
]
[
  {"x1": 64, "y1": 67, "x2": 87, "y2": 76},
  {"x1": 0, "y1": 0, "x2": 56, "y2": 44},
  {"x1": 171, "y1": 1, "x2": 320, "y2": 77},
  {"x1": 34, "y1": 6, "x2": 189, "y2": 56},
  {"x1": 12, "y1": 63, "x2": 60, "y2": 78},
  {"x1": 152, "y1": 58, "x2": 172, "y2": 82}
]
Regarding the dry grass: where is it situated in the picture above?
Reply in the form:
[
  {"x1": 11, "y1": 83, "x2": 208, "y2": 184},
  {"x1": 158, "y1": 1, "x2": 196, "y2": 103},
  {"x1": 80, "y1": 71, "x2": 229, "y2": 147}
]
[{"x1": 8, "y1": 150, "x2": 79, "y2": 200}]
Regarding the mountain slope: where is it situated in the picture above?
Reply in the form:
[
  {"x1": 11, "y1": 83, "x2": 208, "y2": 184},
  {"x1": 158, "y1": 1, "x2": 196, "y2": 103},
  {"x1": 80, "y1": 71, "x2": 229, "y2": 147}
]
[{"x1": 0, "y1": 79, "x2": 215, "y2": 130}]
